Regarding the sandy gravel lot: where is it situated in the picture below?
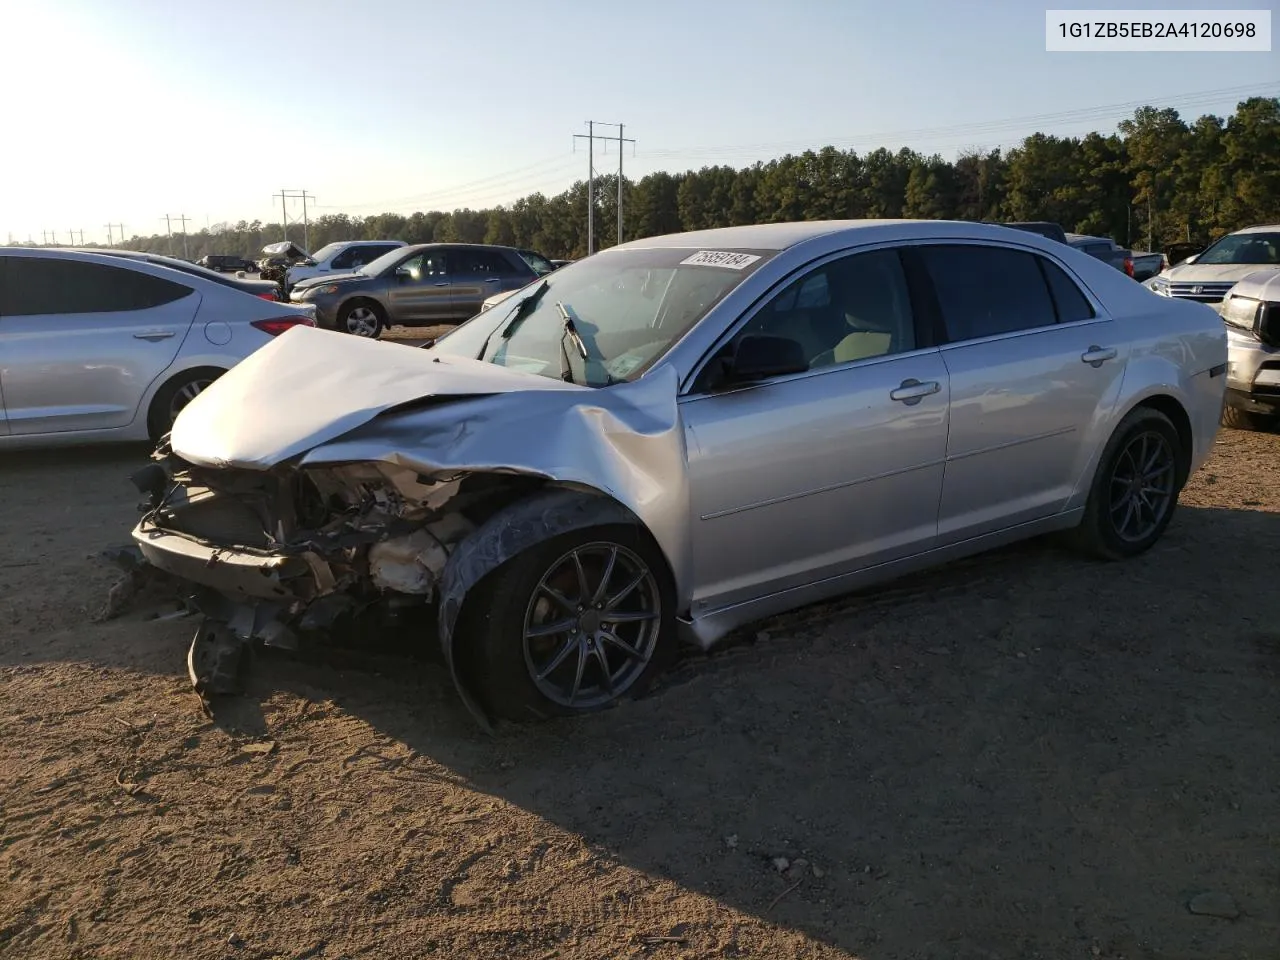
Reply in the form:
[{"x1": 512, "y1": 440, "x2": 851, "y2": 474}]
[{"x1": 2, "y1": 424, "x2": 1278, "y2": 960}]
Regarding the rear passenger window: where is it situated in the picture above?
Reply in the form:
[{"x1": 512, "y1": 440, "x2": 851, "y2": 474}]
[
  {"x1": 0, "y1": 257, "x2": 192, "y2": 317},
  {"x1": 918, "y1": 245, "x2": 1057, "y2": 341},
  {"x1": 458, "y1": 250, "x2": 516, "y2": 275},
  {"x1": 1040, "y1": 258, "x2": 1096, "y2": 323}
]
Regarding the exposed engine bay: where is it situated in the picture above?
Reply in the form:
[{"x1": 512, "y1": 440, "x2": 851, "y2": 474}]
[{"x1": 130, "y1": 440, "x2": 556, "y2": 727}]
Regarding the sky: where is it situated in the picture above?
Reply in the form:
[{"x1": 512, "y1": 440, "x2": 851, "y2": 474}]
[{"x1": 0, "y1": 0, "x2": 1276, "y2": 245}]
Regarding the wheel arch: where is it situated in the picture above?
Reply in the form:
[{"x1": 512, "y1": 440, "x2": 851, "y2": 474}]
[
  {"x1": 145, "y1": 363, "x2": 229, "y2": 440},
  {"x1": 1127, "y1": 392, "x2": 1194, "y2": 486},
  {"x1": 436, "y1": 483, "x2": 676, "y2": 732}
]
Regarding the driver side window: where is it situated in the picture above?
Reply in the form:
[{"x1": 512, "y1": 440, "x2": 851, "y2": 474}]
[{"x1": 737, "y1": 248, "x2": 916, "y2": 371}]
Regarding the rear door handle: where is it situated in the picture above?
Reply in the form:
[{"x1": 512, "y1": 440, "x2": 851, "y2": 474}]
[
  {"x1": 889, "y1": 378, "x2": 941, "y2": 404},
  {"x1": 1081, "y1": 345, "x2": 1117, "y2": 366},
  {"x1": 433, "y1": 282, "x2": 449, "y2": 287},
  {"x1": 133, "y1": 331, "x2": 175, "y2": 341},
  {"x1": 484, "y1": 277, "x2": 501, "y2": 282}
]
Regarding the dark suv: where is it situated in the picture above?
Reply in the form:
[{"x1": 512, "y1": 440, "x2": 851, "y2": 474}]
[
  {"x1": 287, "y1": 243, "x2": 554, "y2": 338},
  {"x1": 197, "y1": 254, "x2": 255, "y2": 273}
]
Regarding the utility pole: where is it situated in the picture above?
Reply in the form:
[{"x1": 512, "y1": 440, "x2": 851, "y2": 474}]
[
  {"x1": 574, "y1": 121, "x2": 634, "y2": 255},
  {"x1": 162, "y1": 214, "x2": 174, "y2": 255},
  {"x1": 274, "y1": 189, "x2": 289, "y2": 242},
  {"x1": 176, "y1": 214, "x2": 191, "y2": 259},
  {"x1": 272, "y1": 189, "x2": 314, "y2": 249},
  {"x1": 105, "y1": 223, "x2": 114, "y2": 246}
]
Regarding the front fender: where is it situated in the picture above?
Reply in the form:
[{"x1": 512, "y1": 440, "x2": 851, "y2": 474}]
[{"x1": 436, "y1": 488, "x2": 643, "y2": 733}]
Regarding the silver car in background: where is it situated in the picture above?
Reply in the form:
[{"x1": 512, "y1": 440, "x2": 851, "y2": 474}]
[
  {"x1": 0, "y1": 247, "x2": 317, "y2": 448},
  {"x1": 1220, "y1": 269, "x2": 1280, "y2": 430},
  {"x1": 129, "y1": 220, "x2": 1226, "y2": 729}
]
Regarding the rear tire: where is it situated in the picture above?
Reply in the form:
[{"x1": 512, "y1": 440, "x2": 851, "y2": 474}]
[
  {"x1": 1221, "y1": 405, "x2": 1273, "y2": 431},
  {"x1": 461, "y1": 524, "x2": 677, "y2": 722},
  {"x1": 338, "y1": 299, "x2": 385, "y2": 338},
  {"x1": 1069, "y1": 406, "x2": 1184, "y2": 561},
  {"x1": 147, "y1": 367, "x2": 224, "y2": 440}
]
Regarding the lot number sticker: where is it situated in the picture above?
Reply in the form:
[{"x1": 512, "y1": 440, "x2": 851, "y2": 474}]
[{"x1": 679, "y1": 250, "x2": 762, "y2": 269}]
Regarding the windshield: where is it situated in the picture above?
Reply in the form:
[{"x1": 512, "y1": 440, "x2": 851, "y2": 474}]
[
  {"x1": 360, "y1": 245, "x2": 419, "y2": 277},
  {"x1": 517, "y1": 249, "x2": 555, "y2": 276},
  {"x1": 1196, "y1": 231, "x2": 1280, "y2": 266},
  {"x1": 309, "y1": 242, "x2": 342, "y2": 263},
  {"x1": 431, "y1": 246, "x2": 774, "y2": 386}
]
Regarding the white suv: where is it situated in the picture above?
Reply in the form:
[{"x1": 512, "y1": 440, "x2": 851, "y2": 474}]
[
  {"x1": 1146, "y1": 224, "x2": 1280, "y2": 312},
  {"x1": 284, "y1": 240, "x2": 406, "y2": 292}
]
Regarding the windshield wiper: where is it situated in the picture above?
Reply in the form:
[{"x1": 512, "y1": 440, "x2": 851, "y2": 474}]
[
  {"x1": 475, "y1": 279, "x2": 550, "y2": 361},
  {"x1": 556, "y1": 301, "x2": 587, "y2": 385},
  {"x1": 557, "y1": 301, "x2": 588, "y2": 360}
]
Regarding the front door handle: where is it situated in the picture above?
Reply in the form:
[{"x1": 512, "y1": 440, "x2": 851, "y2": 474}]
[
  {"x1": 133, "y1": 331, "x2": 175, "y2": 341},
  {"x1": 433, "y1": 282, "x2": 449, "y2": 287},
  {"x1": 1081, "y1": 345, "x2": 1117, "y2": 366},
  {"x1": 484, "y1": 277, "x2": 501, "y2": 282},
  {"x1": 889, "y1": 378, "x2": 941, "y2": 405}
]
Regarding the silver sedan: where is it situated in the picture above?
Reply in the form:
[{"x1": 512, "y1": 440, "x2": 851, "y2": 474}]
[
  {"x1": 130, "y1": 220, "x2": 1227, "y2": 728},
  {"x1": 0, "y1": 248, "x2": 317, "y2": 448}
]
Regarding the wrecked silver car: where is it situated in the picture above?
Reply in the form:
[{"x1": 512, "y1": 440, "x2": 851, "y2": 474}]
[{"x1": 129, "y1": 221, "x2": 1227, "y2": 729}]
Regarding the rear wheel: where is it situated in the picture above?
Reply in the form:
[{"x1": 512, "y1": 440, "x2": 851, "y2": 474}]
[
  {"x1": 147, "y1": 367, "x2": 224, "y2": 440},
  {"x1": 1070, "y1": 406, "x2": 1183, "y2": 560},
  {"x1": 463, "y1": 525, "x2": 676, "y2": 722},
  {"x1": 338, "y1": 300, "x2": 385, "y2": 338}
]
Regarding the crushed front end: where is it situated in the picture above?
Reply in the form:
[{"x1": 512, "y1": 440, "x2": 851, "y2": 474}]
[{"x1": 130, "y1": 439, "x2": 528, "y2": 700}]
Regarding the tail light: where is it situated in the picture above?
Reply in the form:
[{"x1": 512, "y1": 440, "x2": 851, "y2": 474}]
[
  {"x1": 251, "y1": 316, "x2": 316, "y2": 336},
  {"x1": 1123, "y1": 258, "x2": 1135, "y2": 278},
  {"x1": 257, "y1": 291, "x2": 279, "y2": 301}
]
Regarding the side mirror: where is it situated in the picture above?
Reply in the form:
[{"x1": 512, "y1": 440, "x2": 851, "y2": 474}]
[
  {"x1": 726, "y1": 335, "x2": 809, "y2": 383},
  {"x1": 1183, "y1": 254, "x2": 1198, "y2": 265}
]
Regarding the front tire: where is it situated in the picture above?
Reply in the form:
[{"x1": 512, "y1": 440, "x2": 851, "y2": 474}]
[
  {"x1": 1221, "y1": 405, "x2": 1273, "y2": 431},
  {"x1": 338, "y1": 300, "x2": 385, "y2": 338},
  {"x1": 1070, "y1": 406, "x2": 1183, "y2": 560},
  {"x1": 464, "y1": 525, "x2": 676, "y2": 722}
]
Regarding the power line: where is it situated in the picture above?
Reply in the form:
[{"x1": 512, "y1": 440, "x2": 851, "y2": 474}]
[
  {"x1": 321, "y1": 155, "x2": 576, "y2": 212},
  {"x1": 638, "y1": 82, "x2": 1280, "y2": 163}
]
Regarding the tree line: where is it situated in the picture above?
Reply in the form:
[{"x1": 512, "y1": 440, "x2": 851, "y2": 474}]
[{"x1": 58, "y1": 96, "x2": 1280, "y2": 261}]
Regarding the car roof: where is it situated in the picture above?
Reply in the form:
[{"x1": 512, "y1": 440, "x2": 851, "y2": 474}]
[
  {"x1": 611, "y1": 219, "x2": 1075, "y2": 253},
  {"x1": 1231, "y1": 224, "x2": 1280, "y2": 235}
]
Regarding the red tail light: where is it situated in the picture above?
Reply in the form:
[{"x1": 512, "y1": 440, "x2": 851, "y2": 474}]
[
  {"x1": 251, "y1": 316, "x2": 316, "y2": 336},
  {"x1": 1124, "y1": 258, "x2": 1135, "y2": 278},
  {"x1": 257, "y1": 291, "x2": 279, "y2": 301}
]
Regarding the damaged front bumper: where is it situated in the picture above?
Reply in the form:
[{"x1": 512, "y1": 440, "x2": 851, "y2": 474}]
[
  {"x1": 127, "y1": 447, "x2": 499, "y2": 724},
  {"x1": 134, "y1": 524, "x2": 315, "y2": 604}
]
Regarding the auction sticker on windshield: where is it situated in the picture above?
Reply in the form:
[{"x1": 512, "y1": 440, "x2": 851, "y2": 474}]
[{"x1": 679, "y1": 250, "x2": 762, "y2": 269}]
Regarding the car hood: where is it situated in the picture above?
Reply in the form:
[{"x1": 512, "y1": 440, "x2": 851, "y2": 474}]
[
  {"x1": 1223, "y1": 268, "x2": 1280, "y2": 301},
  {"x1": 290, "y1": 272, "x2": 368, "y2": 290},
  {"x1": 170, "y1": 325, "x2": 590, "y2": 469},
  {"x1": 1161, "y1": 262, "x2": 1274, "y2": 284}
]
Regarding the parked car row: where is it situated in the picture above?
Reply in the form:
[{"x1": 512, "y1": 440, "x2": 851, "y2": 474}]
[
  {"x1": 123, "y1": 219, "x2": 1228, "y2": 728},
  {"x1": 287, "y1": 243, "x2": 558, "y2": 337}
]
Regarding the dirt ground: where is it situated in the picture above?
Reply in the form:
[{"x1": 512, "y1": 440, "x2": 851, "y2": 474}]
[{"x1": 2, "y1": 423, "x2": 1279, "y2": 960}]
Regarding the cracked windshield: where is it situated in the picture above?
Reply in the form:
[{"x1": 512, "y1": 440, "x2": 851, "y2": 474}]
[{"x1": 435, "y1": 248, "x2": 772, "y2": 384}]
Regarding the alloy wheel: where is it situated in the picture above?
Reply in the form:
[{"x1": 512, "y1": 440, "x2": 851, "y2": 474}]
[
  {"x1": 522, "y1": 542, "x2": 662, "y2": 709},
  {"x1": 1108, "y1": 430, "x2": 1176, "y2": 542},
  {"x1": 345, "y1": 306, "x2": 380, "y2": 337},
  {"x1": 168, "y1": 378, "x2": 214, "y2": 424}
]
